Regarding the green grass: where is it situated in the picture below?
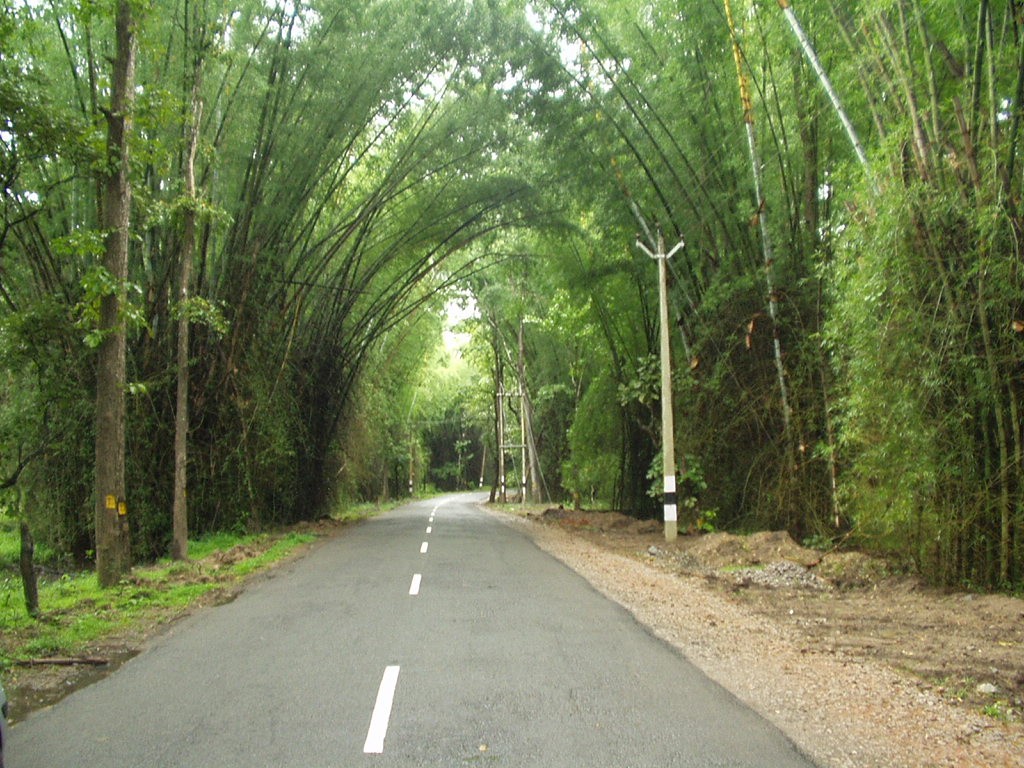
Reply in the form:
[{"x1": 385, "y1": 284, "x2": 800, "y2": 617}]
[
  {"x1": 0, "y1": 520, "x2": 17, "y2": 567},
  {"x1": 719, "y1": 563, "x2": 766, "y2": 573},
  {"x1": 336, "y1": 499, "x2": 403, "y2": 522},
  {"x1": 187, "y1": 531, "x2": 253, "y2": 560},
  {"x1": 0, "y1": 517, "x2": 54, "y2": 571},
  {"x1": 0, "y1": 524, "x2": 331, "y2": 672},
  {"x1": 981, "y1": 701, "x2": 1015, "y2": 722},
  {"x1": 0, "y1": 496, "x2": 383, "y2": 675},
  {"x1": 2, "y1": 571, "x2": 134, "y2": 661},
  {"x1": 228, "y1": 533, "x2": 316, "y2": 576}
]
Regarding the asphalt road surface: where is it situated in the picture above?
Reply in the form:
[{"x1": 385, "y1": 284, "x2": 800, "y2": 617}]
[{"x1": 8, "y1": 494, "x2": 818, "y2": 767}]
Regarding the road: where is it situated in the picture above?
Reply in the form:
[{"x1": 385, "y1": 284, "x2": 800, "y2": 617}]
[{"x1": 8, "y1": 494, "x2": 817, "y2": 767}]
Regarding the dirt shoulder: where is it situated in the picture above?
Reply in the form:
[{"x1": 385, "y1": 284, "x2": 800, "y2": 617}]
[{"x1": 492, "y1": 505, "x2": 1024, "y2": 768}]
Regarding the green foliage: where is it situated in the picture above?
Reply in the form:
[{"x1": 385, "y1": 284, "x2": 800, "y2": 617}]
[
  {"x1": 828, "y1": 190, "x2": 941, "y2": 545},
  {"x1": 980, "y1": 701, "x2": 1015, "y2": 723},
  {"x1": 0, "y1": 516, "x2": 58, "y2": 578},
  {"x1": 406, "y1": 313, "x2": 488, "y2": 493},
  {"x1": 829, "y1": 178, "x2": 1024, "y2": 585},
  {"x1": 644, "y1": 451, "x2": 716, "y2": 530},
  {"x1": 74, "y1": 266, "x2": 148, "y2": 348},
  {"x1": 0, "y1": 527, "x2": 318, "y2": 666},
  {"x1": 171, "y1": 297, "x2": 229, "y2": 338},
  {"x1": 0, "y1": 0, "x2": 1021, "y2": 592},
  {"x1": 563, "y1": 371, "x2": 621, "y2": 506}
]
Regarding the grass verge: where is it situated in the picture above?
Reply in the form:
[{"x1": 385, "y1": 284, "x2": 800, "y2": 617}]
[
  {"x1": 0, "y1": 501, "x2": 397, "y2": 653},
  {"x1": 0, "y1": 505, "x2": 390, "y2": 719},
  {"x1": 0, "y1": 529, "x2": 319, "y2": 668}
]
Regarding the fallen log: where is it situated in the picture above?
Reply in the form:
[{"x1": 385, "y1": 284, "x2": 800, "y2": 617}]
[{"x1": 14, "y1": 657, "x2": 109, "y2": 667}]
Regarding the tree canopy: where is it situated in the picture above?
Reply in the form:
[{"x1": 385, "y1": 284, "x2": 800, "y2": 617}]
[{"x1": 1, "y1": 0, "x2": 1023, "y2": 590}]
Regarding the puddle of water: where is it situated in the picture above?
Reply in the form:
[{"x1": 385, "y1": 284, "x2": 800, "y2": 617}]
[{"x1": 7, "y1": 646, "x2": 138, "y2": 723}]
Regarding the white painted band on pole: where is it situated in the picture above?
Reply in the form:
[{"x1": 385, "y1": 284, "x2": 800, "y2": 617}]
[
  {"x1": 363, "y1": 665, "x2": 401, "y2": 754},
  {"x1": 663, "y1": 475, "x2": 678, "y2": 522}
]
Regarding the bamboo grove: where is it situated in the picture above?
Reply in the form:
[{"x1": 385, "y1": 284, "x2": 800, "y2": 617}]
[{"x1": 1, "y1": 0, "x2": 1022, "y2": 590}]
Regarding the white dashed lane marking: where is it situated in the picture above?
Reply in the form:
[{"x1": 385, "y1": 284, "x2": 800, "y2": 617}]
[
  {"x1": 367, "y1": 506, "x2": 443, "y2": 754},
  {"x1": 363, "y1": 665, "x2": 401, "y2": 754}
]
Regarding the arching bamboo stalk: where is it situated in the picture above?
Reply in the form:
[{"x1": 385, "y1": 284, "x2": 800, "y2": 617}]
[
  {"x1": 724, "y1": 0, "x2": 793, "y2": 437},
  {"x1": 777, "y1": 0, "x2": 875, "y2": 188}
]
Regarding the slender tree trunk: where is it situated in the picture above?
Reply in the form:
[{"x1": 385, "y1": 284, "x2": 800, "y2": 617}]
[
  {"x1": 492, "y1": 327, "x2": 506, "y2": 504},
  {"x1": 877, "y1": 11, "x2": 933, "y2": 180},
  {"x1": 20, "y1": 520, "x2": 39, "y2": 618},
  {"x1": 913, "y1": 0, "x2": 942, "y2": 165},
  {"x1": 497, "y1": 381, "x2": 507, "y2": 504},
  {"x1": 518, "y1": 320, "x2": 543, "y2": 503},
  {"x1": 172, "y1": 51, "x2": 204, "y2": 561},
  {"x1": 95, "y1": 0, "x2": 136, "y2": 587},
  {"x1": 1009, "y1": 386, "x2": 1022, "y2": 584},
  {"x1": 977, "y1": 266, "x2": 1012, "y2": 585},
  {"x1": 829, "y1": 2, "x2": 888, "y2": 141},
  {"x1": 778, "y1": 0, "x2": 874, "y2": 181},
  {"x1": 408, "y1": 431, "x2": 415, "y2": 496},
  {"x1": 968, "y1": 0, "x2": 988, "y2": 147}
]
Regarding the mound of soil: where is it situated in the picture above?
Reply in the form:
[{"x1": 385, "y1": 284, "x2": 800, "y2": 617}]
[
  {"x1": 683, "y1": 529, "x2": 821, "y2": 568},
  {"x1": 207, "y1": 545, "x2": 261, "y2": 568}
]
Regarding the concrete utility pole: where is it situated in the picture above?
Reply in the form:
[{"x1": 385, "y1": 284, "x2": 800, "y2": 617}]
[{"x1": 636, "y1": 228, "x2": 685, "y2": 542}]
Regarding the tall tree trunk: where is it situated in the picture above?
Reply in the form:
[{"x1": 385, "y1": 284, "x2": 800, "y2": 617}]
[
  {"x1": 518, "y1": 320, "x2": 543, "y2": 503},
  {"x1": 172, "y1": 49, "x2": 204, "y2": 561},
  {"x1": 876, "y1": 11, "x2": 933, "y2": 180},
  {"x1": 20, "y1": 520, "x2": 39, "y2": 618},
  {"x1": 95, "y1": 0, "x2": 137, "y2": 587},
  {"x1": 497, "y1": 381, "x2": 507, "y2": 504},
  {"x1": 778, "y1": 0, "x2": 874, "y2": 181},
  {"x1": 493, "y1": 326, "x2": 506, "y2": 504},
  {"x1": 1003, "y1": 20, "x2": 1024, "y2": 191}
]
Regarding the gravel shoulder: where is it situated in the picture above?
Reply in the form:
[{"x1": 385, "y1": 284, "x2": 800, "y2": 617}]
[{"x1": 490, "y1": 505, "x2": 1024, "y2": 768}]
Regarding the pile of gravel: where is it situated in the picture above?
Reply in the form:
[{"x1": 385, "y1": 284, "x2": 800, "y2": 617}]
[
  {"x1": 730, "y1": 560, "x2": 831, "y2": 591},
  {"x1": 645, "y1": 544, "x2": 828, "y2": 590}
]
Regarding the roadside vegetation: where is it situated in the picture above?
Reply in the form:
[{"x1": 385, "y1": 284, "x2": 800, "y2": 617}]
[
  {"x1": 1, "y1": 0, "x2": 1022, "y2": 612},
  {"x1": 0, "y1": 509, "x2": 374, "y2": 679}
]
